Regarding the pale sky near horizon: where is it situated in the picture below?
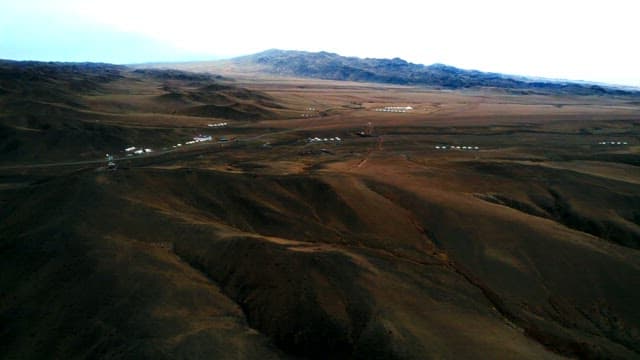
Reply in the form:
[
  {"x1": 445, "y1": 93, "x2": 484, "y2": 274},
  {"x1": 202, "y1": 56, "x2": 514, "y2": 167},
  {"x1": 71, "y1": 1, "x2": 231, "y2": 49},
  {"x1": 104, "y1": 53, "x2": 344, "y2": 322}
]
[{"x1": 1, "y1": 0, "x2": 639, "y2": 86}]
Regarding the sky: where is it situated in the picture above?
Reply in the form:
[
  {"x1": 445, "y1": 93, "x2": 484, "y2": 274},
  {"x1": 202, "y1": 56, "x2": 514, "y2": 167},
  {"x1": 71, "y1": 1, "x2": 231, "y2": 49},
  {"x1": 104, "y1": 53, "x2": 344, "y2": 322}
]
[{"x1": 1, "y1": 0, "x2": 639, "y2": 86}]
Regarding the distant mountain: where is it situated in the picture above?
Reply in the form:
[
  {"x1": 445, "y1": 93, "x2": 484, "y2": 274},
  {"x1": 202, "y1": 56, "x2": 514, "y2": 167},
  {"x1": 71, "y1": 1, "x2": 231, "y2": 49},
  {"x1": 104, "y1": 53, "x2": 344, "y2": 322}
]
[{"x1": 230, "y1": 49, "x2": 637, "y2": 96}]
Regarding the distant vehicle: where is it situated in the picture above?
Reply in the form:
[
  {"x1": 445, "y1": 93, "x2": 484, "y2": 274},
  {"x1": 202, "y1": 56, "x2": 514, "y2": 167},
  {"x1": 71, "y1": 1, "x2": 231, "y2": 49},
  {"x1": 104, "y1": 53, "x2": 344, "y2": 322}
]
[
  {"x1": 106, "y1": 154, "x2": 117, "y2": 170},
  {"x1": 217, "y1": 136, "x2": 237, "y2": 142},
  {"x1": 357, "y1": 122, "x2": 375, "y2": 137}
]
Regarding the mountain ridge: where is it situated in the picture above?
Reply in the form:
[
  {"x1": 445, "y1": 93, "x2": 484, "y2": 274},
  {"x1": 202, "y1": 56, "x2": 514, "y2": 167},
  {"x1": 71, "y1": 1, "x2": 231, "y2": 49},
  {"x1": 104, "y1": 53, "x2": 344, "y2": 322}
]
[{"x1": 228, "y1": 49, "x2": 638, "y2": 96}]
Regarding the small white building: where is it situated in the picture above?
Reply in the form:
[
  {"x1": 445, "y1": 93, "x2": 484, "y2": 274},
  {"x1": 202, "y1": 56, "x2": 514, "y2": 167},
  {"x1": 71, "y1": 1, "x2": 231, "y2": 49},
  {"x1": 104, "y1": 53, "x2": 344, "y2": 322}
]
[{"x1": 194, "y1": 135, "x2": 212, "y2": 142}]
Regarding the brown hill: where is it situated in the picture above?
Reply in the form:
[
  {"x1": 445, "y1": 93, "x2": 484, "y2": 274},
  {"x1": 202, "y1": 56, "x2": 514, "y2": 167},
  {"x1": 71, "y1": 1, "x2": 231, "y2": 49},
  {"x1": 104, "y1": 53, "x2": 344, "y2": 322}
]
[
  {"x1": 2, "y1": 160, "x2": 640, "y2": 358},
  {"x1": 0, "y1": 62, "x2": 288, "y2": 164},
  {"x1": 1, "y1": 60, "x2": 640, "y2": 359}
]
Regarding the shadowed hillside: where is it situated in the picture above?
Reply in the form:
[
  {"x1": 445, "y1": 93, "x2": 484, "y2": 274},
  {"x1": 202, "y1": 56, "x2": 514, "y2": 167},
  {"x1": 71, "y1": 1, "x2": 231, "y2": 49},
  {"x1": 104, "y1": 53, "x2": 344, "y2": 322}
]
[
  {"x1": 2, "y1": 166, "x2": 639, "y2": 359},
  {"x1": 0, "y1": 61, "x2": 289, "y2": 164}
]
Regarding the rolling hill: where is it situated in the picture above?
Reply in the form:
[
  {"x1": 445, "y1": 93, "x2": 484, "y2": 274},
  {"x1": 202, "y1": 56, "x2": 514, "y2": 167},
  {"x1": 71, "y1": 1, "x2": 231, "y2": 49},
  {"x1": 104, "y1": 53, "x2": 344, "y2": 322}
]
[
  {"x1": 0, "y1": 61, "x2": 290, "y2": 164},
  {"x1": 1, "y1": 58, "x2": 640, "y2": 359}
]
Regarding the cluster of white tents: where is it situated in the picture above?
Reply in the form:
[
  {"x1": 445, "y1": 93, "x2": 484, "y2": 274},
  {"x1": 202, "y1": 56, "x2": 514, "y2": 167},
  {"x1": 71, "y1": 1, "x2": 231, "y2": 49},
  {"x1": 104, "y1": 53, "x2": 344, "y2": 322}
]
[
  {"x1": 184, "y1": 135, "x2": 212, "y2": 145},
  {"x1": 375, "y1": 106, "x2": 413, "y2": 113},
  {"x1": 122, "y1": 134, "x2": 218, "y2": 154},
  {"x1": 172, "y1": 135, "x2": 213, "y2": 148},
  {"x1": 124, "y1": 146, "x2": 152, "y2": 155},
  {"x1": 598, "y1": 141, "x2": 628, "y2": 145},
  {"x1": 435, "y1": 145, "x2": 480, "y2": 150},
  {"x1": 301, "y1": 107, "x2": 319, "y2": 118},
  {"x1": 208, "y1": 122, "x2": 228, "y2": 127},
  {"x1": 308, "y1": 137, "x2": 342, "y2": 143}
]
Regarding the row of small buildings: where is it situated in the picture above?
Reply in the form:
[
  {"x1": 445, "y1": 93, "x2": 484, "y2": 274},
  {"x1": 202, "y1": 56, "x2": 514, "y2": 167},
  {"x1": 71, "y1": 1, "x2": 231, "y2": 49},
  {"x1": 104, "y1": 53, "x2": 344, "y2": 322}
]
[
  {"x1": 598, "y1": 141, "x2": 628, "y2": 145},
  {"x1": 374, "y1": 106, "x2": 413, "y2": 113},
  {"x1": 125, "y1": 146, "x2": 152, "y2": 155},
  {"x1": 308, "y1": 137, "x2": 342, "y2": 143},
  {"x1": 208, "y1": 122, "x2": 228, "y2": 127},
  {"x1": 435, "y1": 145, "x2": 480, "y2": 150}
]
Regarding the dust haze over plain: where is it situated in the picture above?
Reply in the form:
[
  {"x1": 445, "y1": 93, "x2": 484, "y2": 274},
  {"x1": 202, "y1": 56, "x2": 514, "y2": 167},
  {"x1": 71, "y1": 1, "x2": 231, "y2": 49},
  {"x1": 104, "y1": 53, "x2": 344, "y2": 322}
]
[{"x1": 1, "y1": 0, "x2": 639, "y2": 87}]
